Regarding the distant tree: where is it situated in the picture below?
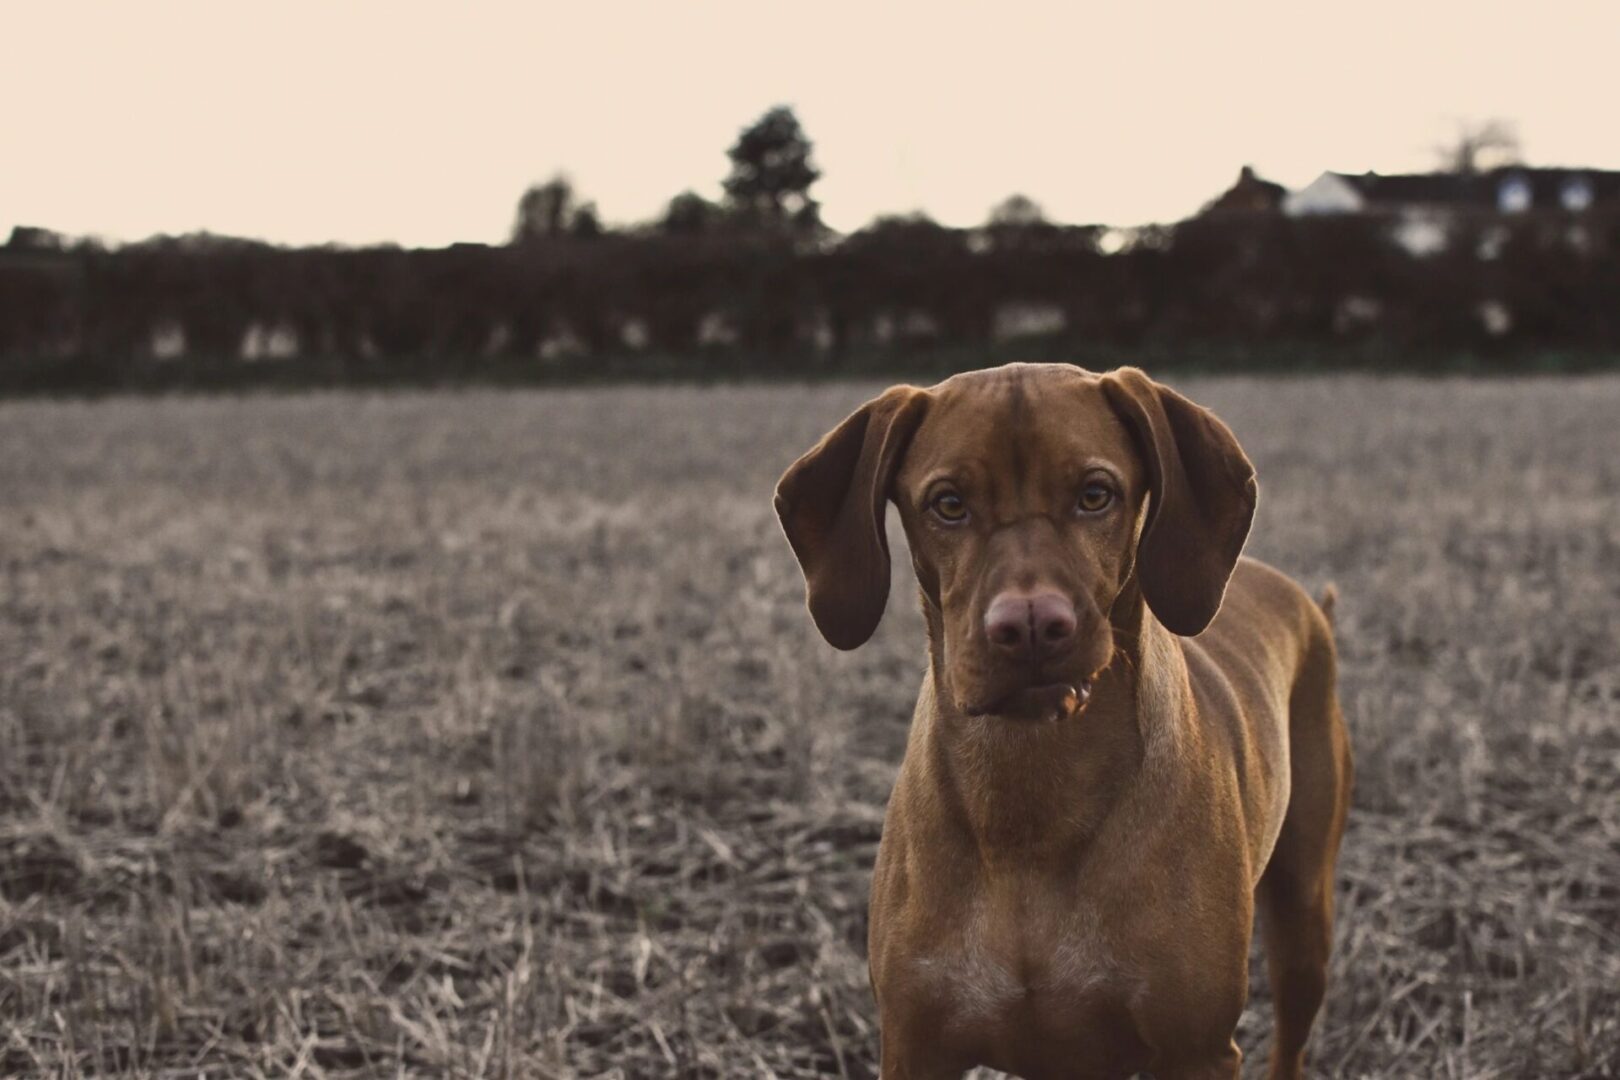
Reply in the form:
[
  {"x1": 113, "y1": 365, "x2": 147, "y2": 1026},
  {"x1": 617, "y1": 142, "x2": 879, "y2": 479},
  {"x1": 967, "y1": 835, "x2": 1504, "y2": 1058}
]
[
  {"x1": 5, "y1": 225, "x2": 66, "y2": 251},
  {"x1": 723, "y1": 106, "x2": 822, "y2": 232},
  {"x1": 987, "y1": 194, "x2": 1048, "y2": 227},
  {"x1": 860, "y1": 210, "x2": 941, "y2": 232},
  {"x1": 512, "y1": 175, "x2": 602, "y2": 243},
  {"x1": 848, "y1": 212, "x2": 956, "y2": 251},
  {"x1": 570, "y1": 201, "x2": 603, "y2": 239},
  {"x1": 132, "y1": 231, "x2": 267, "y2": 253},
  {"x1": 1435, "y1": 119, "x2": 1522, "y2": 175},
  {"x1": 983, "y1": 194, "x2": 1065, "y2": 254},
  {"x1": 514, "y1": 176, "x2": 573, "y2": 240},
  {"x1": 660, "y1": 190, "x2": 725, "y2": 235}
]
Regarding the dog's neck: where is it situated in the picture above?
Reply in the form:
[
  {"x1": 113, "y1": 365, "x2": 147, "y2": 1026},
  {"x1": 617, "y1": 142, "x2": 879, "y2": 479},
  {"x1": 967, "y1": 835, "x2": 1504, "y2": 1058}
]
[{"x1": 916, "y1": 582, "x2": 1186, "y2": 862}]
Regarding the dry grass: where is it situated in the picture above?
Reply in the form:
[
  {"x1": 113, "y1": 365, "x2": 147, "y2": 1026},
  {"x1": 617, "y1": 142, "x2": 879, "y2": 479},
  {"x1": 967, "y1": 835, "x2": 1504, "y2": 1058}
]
[{"x1": 1, "y1": 375, "x2": 1617, "y2": 1079}]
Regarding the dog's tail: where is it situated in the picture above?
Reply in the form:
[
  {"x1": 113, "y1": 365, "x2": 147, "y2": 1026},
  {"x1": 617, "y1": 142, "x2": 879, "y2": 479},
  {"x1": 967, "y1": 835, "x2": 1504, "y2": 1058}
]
[{"x1": 1316, "y1": 583, "x2": 1338, "y2": 628}]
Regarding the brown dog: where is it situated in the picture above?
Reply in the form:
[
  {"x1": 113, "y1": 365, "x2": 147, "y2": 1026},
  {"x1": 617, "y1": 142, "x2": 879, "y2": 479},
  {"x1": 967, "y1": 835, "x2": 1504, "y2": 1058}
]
[{"x1": 775, "y1": 364, "x2": 1352, "y2": 1080}]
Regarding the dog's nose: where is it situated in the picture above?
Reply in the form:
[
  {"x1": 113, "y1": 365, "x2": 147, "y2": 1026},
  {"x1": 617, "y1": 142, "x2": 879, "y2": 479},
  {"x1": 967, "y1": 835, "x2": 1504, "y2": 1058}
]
[{"x1": 984, "y1": 591, "x2": 1077, "y2": 657}]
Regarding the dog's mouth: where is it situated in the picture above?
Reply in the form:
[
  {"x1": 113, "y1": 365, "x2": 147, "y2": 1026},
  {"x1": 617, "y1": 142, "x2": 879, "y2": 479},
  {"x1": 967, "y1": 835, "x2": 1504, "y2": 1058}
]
[{"x1": 963, "y1": 678, "x2": 1093, "y2": 721}]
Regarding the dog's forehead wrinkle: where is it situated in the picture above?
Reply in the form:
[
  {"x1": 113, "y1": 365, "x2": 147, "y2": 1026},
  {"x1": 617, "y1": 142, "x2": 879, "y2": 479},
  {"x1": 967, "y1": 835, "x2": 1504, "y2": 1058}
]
[
  {"x1": 918, "y1": 373, "x2": 1129, "y2": 490},
  {"x1": 1004, "y1": 367, "x2": 1033, "y2": 485}
]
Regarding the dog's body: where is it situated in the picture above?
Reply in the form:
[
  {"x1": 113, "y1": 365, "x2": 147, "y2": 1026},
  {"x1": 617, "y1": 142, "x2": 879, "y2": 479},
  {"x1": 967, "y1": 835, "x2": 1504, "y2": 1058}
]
[
  {"x1": 869, "y1": 558, "x2": 1346, "y2": 1079},
  {"x1": 776, "y1": 365, "x2": 1352, "y2": 1079}
]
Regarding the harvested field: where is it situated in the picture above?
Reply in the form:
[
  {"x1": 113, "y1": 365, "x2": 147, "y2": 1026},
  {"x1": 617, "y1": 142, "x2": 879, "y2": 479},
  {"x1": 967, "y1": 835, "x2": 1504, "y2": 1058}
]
[{"x1": 1, "y1": 375, "x2": 1617, "y2": 1078}]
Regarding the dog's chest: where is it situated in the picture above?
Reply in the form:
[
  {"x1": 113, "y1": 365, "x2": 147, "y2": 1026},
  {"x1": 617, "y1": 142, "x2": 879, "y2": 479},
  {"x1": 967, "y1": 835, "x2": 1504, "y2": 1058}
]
[{"x1": 907, "y1": 895, "x2": 1147, "y2": 1069}]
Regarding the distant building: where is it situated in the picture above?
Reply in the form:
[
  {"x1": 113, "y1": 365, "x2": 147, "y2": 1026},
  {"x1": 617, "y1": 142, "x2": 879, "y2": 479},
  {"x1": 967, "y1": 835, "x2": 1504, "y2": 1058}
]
[
  {"x1": 1279, "y1": 166, "x2": 1620, "y2": 257},
  {"x1": 1284, "y1": 166, "x2": 1620, "y2": 216},
  {"x1": 1203, "y1": 166, "x2": 1287, "y2": 213}
]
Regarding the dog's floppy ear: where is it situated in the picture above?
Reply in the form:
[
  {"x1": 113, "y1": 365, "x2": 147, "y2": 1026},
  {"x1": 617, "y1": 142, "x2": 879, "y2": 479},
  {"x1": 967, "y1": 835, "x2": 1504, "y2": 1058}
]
[
  {"x1": 774, "y1": 386, "x2": 930, "y2": 650},
  {"x1": 1102, "y1": 367, "x2": 1257, "y2": 637}
]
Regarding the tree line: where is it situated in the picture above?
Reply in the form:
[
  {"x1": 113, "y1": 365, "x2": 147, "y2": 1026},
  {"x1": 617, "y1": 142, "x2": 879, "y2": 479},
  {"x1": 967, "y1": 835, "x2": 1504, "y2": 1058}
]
[{"x1": 3, "y1": 108, "x2": 1619, "y2": 392}]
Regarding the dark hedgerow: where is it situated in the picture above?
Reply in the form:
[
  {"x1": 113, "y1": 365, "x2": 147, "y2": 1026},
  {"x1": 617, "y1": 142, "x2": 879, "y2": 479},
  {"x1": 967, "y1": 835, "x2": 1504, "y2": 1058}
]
[{"x1": 4, "y1": 209, "x2": 1620, "y2": 394}]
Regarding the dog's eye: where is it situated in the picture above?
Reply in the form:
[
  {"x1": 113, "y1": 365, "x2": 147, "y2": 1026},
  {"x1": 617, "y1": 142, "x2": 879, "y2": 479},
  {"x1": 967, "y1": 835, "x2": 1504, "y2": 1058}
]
[
  {"x1": 1077, "y1": 483, "x2": 1114, "y2": 513},
  {"x1": 930, "y1": 491, "x2": 968, "y2": 523}
]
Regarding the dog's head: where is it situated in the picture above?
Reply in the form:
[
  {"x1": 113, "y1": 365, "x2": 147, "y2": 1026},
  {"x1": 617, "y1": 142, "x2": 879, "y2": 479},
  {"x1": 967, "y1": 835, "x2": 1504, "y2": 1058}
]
[{"x1": 775, "y1": 363, "x2": 1256, "y2": 721}]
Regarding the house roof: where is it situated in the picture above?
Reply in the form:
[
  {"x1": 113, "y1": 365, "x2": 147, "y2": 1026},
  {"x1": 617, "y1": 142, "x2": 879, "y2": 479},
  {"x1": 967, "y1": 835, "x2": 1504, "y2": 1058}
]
[
  {"x1": 1204, "y1": 166, "x2": 1288, "y2": 213},
  {"x1": 1331, "y1": 166, "x2": 1620, "y2": 210}
]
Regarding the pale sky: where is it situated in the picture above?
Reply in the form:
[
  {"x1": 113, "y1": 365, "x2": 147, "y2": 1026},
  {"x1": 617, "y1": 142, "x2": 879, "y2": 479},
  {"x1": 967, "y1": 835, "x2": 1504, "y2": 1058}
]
[{"x1": 6, "y1": 2, "x2": 1619, "y2": 248}]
